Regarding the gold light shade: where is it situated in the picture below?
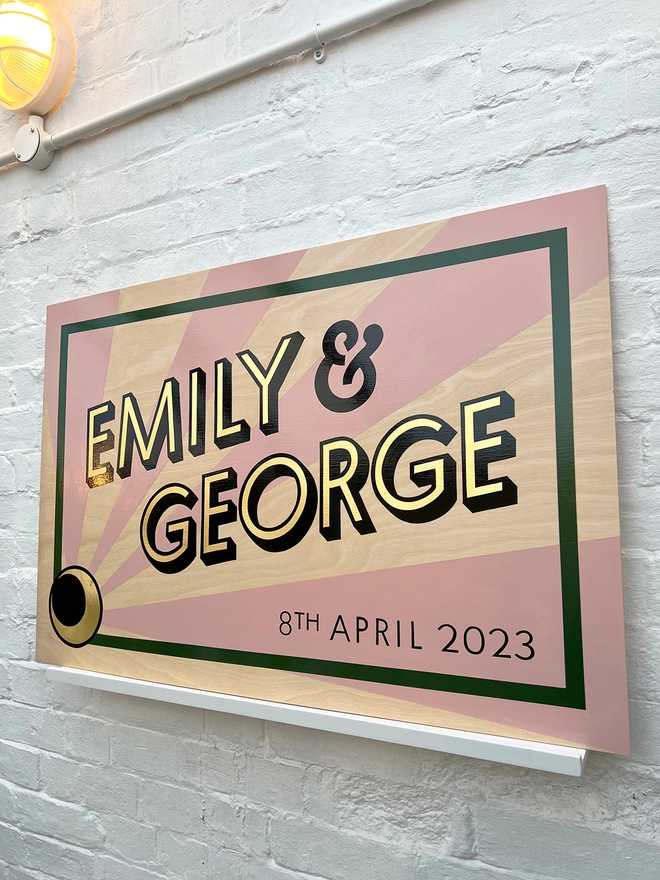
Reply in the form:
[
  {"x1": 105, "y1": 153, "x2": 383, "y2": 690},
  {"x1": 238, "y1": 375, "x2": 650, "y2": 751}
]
[{"x1": 0, "y1": 0, "x2": 74, "y2": 115}]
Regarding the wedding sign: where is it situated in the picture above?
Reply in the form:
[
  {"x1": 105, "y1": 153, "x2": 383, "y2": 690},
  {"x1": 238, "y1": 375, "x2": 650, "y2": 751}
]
[{"x1": 37, "y1": 186, "x2": 629, "y2": 754}]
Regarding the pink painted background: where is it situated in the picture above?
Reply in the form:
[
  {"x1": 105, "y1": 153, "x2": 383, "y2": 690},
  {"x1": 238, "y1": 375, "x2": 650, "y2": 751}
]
[
  {"x1": 105, "y1": 543, "x2": 566, "y2": 688},
  {"x1": 65, "y1": 245, "x2": 553, "y2": 597}
]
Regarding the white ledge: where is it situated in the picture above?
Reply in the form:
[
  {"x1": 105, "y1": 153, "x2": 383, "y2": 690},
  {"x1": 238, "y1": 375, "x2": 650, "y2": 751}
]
[{"x1": 46, "y1": 666, "x2": 588, "y2": 776}]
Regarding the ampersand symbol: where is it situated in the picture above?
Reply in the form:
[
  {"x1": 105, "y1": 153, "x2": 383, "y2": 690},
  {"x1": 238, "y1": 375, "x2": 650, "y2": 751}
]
[{"x1": 314, "y1": 320, "x2": 384, "y2": 412}]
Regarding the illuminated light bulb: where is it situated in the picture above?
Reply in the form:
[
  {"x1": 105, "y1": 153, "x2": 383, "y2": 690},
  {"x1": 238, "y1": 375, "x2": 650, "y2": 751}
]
[{"x1": 0, "y1": 0, "x2": 74, "y2": 115}]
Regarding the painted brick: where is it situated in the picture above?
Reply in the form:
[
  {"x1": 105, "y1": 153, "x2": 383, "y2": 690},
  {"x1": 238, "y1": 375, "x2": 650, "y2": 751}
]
[
  {"x1": 0, "y1": 821, "x2": 25, "y2": 869},
  {"x1": 112, "y1": 725, "x2": 201, "y2": 785},
  {"x1": 204, "y1": 793, "x2": 247, "y2": 853},
  {"x1": 475, "y1": 808, "x2": 660, "y2": 879},
  {"x1": 621, "y1": 549, "x2": 660, "y2": 625},
  {"x1": 0, "y1": 530, "x2": 27, "y2": 575},
  {"x1": 0, "y1": 779, "x2": 16, "y2": 820},
  {"x1": 629, "y1": 699, "x2": 660, "y2": 765},
  {"x1": 203, "y1": 709, "x2": 265, "y2": 750},
  {"x1": 0, "y1": 455, "x2": 16, "y2": 499},
  {"x1": 57, "y1": 711, "x2": 112, "y2": 765},
  {"x1": 93, "y1": 854, "x2": 169, "y2": 880},
  {"x1": 206, "y1": 846, "x2": 247, "y2": 880},
  {"x1": 242, "y1": 804, "x2": 270, "y2": 859},
  {"x1": 9, "y1": 450, "x2": 40, "y2": 495},
  {"x1": 0, "y1": 740, "x2": 40, "y2": 790},
  {"x1": 625, "y1": 624, "x2": 660, "y2": 702},
  {"x1": 270, "y1": 814, "x2": 417, "y2": 880},
  {"x1": 417, "y1": 854, "x2": 529, "y2": 879},
  {"x1": 329, "y1": 771, "x2": 455, "y2": 845},
  {"x1": 0, "y1": 1, "x2": 660, "y2": 877},
  {"x1": 0, "y1": 615, "x2": 33, "y2": 660},
  {"x1": 139, "y1": 780, "x2": 205, "y2": 836},
  {"x1": 103, "y1": 815, "x2": 158, "y2": 865},
  {"x1": 266, "y1": 722, "x2": 424, "y2": 785},
  {"x1": 0, "y1": 199, "x2": 25, "y2": 245},
  {"x1": 89, "y1": 689, "x2": 205, "y2": 737},
  {"x1": 26, "y1": 190, "x2": 73, "y2": 236},
  {"x1": 245, "y1": 756, "x2": 304, "y2": 813},
  {"x1": 0, "y1": 861, "x2": 51, "y2": 880},
  {"x1": 0, "y1": 408, "x2": 42, "y2": 452},
  {"x1": 244, "y1": 860, "x2": 311, "y2": 880},
  {"x1": 12, "y1": 786, "x2": 104, "y2": 848},
  {"x1": 156, "y1": 829, "x2": 208, "y2": 880},
  {"x1": 0, "y1": 569, "x2": 39, "y2": 621},
  {"x1": 49, "y1": 680, "x2": 94, "y2": 713},
  {"x1": 0, "y1": 660, "x2": 11, "y2": 699},
  {"x1": 0, "y1": 491, "x2": 39, "y2": 532},
  {"x1": 0, "y1": 703, "x2": 57, "y2": 752},
  {"x1": 0, "y1": 375, "x2": 13, "y2": 412},
  {"x1": 41, "y1": 753, "x2": 139, "y2": 818},
  {"x1": 21, "y1": 833, "x2": 97, "y2": 880},
  {"x1": 11, "y1": 368, "x2": 43, "y2": 410},
  {"x1": 9, "y1": 663, "x2": 53, "y2": 708},
  {"x1": 200, "y1": 741, "x2": 242, "y2": 795},
  {"x1": 302, "y1": 766, "x2": 337, "y2": 825}
]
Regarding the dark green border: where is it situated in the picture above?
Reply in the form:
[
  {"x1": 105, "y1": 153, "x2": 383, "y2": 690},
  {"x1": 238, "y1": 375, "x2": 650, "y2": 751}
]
[{"x1": 54, "y1": 229, "x2": 585, "y2": 709}]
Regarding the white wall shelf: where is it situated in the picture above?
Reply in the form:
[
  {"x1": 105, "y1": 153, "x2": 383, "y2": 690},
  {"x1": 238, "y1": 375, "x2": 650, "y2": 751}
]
[{"x1": 46, "y1": 666, "x2": 587, "y2": 776}]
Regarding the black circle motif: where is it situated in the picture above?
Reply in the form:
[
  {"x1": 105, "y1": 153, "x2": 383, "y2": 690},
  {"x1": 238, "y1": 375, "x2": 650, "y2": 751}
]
[
  {"x1": 48, "y1": 566, "x2": 102, "y2": 648},
  {"x1": 50, "y1": 572, "x2": 87, "y2": 627}
]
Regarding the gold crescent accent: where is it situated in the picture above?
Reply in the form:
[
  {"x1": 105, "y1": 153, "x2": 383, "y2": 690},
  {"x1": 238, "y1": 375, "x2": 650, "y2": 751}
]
[{"x1": 49, "y1": 566, "x2": 102, "y2": 648}]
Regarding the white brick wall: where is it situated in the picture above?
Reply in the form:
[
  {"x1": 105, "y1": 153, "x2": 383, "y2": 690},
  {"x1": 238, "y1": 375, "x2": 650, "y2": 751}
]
[{"x1": 1, "y1": 0, "x2": 659, "y2": 877}]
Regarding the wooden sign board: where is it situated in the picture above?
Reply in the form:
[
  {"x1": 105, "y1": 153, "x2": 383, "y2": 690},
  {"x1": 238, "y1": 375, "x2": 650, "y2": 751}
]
[{"x1": 37, "y1": 186, "x2": 629, "y2": 754}]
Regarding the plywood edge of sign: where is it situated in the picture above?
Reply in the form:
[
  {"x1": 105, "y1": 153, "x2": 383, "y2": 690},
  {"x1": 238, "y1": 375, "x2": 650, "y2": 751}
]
[
  {"x1": 571, "y1": 278, "x2": 620, "y2": 543},
  {"x1": 37, "y1": 406, "x2": 56, "y2": 603}
]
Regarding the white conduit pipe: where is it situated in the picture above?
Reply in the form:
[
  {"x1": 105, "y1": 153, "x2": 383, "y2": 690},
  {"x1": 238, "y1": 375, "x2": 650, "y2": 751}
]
[{"x1": 0, "y1": 0, "x2": 439, "y2": 170}]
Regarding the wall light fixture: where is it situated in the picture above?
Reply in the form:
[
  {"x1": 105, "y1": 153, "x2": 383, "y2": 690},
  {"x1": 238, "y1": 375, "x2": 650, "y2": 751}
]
[{"x1": 0, "y1": 0, "x2": 74, "y2": 116}]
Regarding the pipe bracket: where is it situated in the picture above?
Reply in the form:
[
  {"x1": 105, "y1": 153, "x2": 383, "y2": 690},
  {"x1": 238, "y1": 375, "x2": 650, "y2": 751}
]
[
  {"x1": 13, "y1": 116, "x2": 55, "y2": 170},
  {"x1": 314, "y1": 25, "x2": 327, "y2": 63}
]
